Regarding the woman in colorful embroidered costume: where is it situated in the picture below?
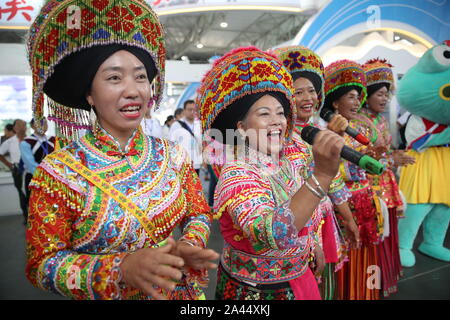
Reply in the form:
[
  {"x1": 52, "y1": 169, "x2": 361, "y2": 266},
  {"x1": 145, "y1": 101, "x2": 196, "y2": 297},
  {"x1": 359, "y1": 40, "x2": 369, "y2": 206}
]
[
  {"x1": 197, "y1": 47, "x2": 346, "y2": 300},
  {"x1": 352, "y1": 59, "x2": 414, "y2": 297},
  {"x1": 273, "y1": 46, "x2": 360, "y2": 300},
  {"x1": 25, "y1": 0, "x2": 218, "y2": 300},
  {"x1": 323, "y1": 60, "x2": 384, "y2": 300}
]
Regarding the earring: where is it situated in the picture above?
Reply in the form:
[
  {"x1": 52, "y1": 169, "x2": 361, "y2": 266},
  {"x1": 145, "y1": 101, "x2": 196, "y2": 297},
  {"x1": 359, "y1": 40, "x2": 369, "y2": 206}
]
[
  {"x1": 90, "y1": 106, "x2": 99, "y2": 135},
  {"x1": 148, "y1": 78, "x2": 157, "y2": 110}
]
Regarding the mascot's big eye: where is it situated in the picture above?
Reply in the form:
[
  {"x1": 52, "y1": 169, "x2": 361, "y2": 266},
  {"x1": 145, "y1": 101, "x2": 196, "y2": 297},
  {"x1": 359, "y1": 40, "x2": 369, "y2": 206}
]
[{"x1": 433, "y1": 45, "x2": 450, "y2": 66}]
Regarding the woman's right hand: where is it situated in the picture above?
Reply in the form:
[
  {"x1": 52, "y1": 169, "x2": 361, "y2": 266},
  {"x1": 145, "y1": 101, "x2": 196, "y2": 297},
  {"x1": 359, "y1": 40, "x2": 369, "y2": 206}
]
[
  {"x1": 327, "y1": 114, "x2": 348, "y2": 136},
  {"x1": 312, "y1": 129, "x2": 345, "y2": 181},
  {"x1": 119, "y1": 237, "x2": 185, "y2": 300}
]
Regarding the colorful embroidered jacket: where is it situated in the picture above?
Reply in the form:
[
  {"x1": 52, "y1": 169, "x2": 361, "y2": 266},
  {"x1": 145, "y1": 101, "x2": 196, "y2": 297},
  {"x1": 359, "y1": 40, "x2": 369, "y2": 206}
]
[
  {"x1": 213, "y1": 141, "x2": 323, "y2": 284},
  {"x1": 353, "y1": 109, "x2": 403, "y2": 210},
  {"x1": 25, "y1": 126, "x2": 212, "y2": 300}
]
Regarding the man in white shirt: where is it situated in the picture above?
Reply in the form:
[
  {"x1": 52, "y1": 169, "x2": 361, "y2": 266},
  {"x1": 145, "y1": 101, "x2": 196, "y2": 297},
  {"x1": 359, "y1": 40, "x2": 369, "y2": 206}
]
[
  {"x1": 141, "y1": 108, "x2": 163, "y2": 138},
  {"x1": 1, "y1": 123, "x2": 14, "y2": 144},
  {"x1": 169, "y1": 100, "x2": 203, "y2": 175},
  {"x1": 0, "y1": 119, "x2": 28, "y2": 222},
  {"x1": 20, "y1": 118, "x2": 55, "y2": 222}
]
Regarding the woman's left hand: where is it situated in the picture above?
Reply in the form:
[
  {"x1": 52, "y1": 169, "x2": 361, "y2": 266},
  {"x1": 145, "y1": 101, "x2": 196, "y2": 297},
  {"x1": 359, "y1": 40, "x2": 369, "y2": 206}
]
[
  {"x1": 342, "y1": 218, "x2": 361, "y2": 249},
  {"x1": 392, "y1": 150, "x2": 416, "y2": 167},
  {"x1": 172, "y1": 241, "x2": 220, "y2": 270},
  {"x1": 312, "y1": 245, "x2": 325, "y2": 276}
]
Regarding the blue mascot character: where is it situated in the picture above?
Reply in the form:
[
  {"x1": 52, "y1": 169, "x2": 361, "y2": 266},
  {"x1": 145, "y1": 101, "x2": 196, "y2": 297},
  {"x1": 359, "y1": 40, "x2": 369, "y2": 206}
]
[{"x1": 397, "y1": 40, "x2": 450, "y2": 267}]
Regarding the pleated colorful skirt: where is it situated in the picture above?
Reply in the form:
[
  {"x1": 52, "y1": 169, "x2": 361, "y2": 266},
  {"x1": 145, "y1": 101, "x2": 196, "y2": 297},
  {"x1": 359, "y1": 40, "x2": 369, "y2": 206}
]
[{"x1": 335, "y1": 182, "x2": 381, "y2": 300}]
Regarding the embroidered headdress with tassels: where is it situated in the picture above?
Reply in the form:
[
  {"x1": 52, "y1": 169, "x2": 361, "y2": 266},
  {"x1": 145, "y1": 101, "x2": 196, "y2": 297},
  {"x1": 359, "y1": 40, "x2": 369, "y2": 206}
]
[
  {"x1": 27, "y1": 0, "x2": 165, "y2": 147},
  {"x1": 272, "y1": 45, "x2": 325, "y2": 112},
  {"x1": 362, "y1": 58, "x2": 395, "y2": 93},
  {"x1": 324, "y1": 60, "x2": 367, "y2": 111},
  {"x1": 197, "y1": 46, "x2": 295, "y2": 141}
]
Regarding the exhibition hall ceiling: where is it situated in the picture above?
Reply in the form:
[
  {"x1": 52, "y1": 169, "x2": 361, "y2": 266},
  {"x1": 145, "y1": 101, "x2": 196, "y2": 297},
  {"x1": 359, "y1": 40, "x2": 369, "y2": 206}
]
[{"x1": 0, "y1": 10, "x2": 309, "y2": 63}]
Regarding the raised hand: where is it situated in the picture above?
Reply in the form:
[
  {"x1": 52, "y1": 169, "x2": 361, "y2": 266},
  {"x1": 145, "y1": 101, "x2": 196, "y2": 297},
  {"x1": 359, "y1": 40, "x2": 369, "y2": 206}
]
[
  {"x1": 327, "y1": 113, "x2": 348, "y2": 136},
  {"x1": 312, "y1": 129, "x2": 345, "y2": 181}
]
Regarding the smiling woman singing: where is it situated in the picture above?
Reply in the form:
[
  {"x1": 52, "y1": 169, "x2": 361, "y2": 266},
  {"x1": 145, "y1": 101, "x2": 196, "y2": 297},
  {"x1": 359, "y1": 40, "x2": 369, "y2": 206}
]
[
  {"x1": 197, "y1": 47, "x2": 345, "y2": 300},
  {"x1": 25, "y1": 0, "x2": 218, "y2": 300}
]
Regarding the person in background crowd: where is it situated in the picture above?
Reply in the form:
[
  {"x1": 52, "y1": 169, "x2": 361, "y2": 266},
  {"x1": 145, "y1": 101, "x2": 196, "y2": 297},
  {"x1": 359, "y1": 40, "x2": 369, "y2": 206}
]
[
  {"x1": 0, "y1": 119, "x2": 28, "y2": 223},
  {"x1": 1, "y1": 123, "x2": 15, "y2": 144},
  {"x1": 20, "y1": 117, "x2": 55, "y2": 221},
  {"x1": 141, "y1": 108, "x2": 163, "y2": 138},
  {"x1": 170, "y1": 100, "x2": 203, "y2": 175},
  {"x1": 174, "y1": 108, "x2": 184, "y2": 121},
  {"x1": 162, "y1": 115, "x2": 175, "y2": 139}
]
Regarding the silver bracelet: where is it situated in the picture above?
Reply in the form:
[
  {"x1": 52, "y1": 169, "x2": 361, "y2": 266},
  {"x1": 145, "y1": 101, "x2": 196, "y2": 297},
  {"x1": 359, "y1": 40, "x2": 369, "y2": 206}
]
[
  {"x1": 304, "y1": 176, "x2": 327, "y2": 200},
  {"x1": 179, "y1": 238, "x2": 196, "y2": 247},
  {"x1": 310, "y1": 173, "x2": 327, "y2": 197}
]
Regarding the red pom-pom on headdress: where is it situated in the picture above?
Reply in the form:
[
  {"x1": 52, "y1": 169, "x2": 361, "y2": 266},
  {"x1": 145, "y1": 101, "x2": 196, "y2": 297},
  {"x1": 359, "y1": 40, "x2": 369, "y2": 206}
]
[{"x1": 363, "y1": 58, "x2": 394, "y2": 68}]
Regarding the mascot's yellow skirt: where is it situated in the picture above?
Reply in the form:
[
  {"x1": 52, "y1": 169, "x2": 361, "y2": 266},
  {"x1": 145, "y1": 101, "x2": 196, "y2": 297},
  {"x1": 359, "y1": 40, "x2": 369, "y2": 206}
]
[{"x1": 399, "y1": 147, "x2": 450, "y2": 206}]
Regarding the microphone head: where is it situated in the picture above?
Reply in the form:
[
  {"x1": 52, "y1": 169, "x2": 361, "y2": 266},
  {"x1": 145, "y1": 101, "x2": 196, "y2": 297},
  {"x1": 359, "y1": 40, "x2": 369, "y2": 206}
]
[
  {"x1": 300, "y1": 125, "x2": 320, "y2": 145},
  {"x1": 359, "y1": 155, "x2": 385, "y2": 175},
  {"x1": 319, "y1": 108, "x2": 335, "y2": 122}
]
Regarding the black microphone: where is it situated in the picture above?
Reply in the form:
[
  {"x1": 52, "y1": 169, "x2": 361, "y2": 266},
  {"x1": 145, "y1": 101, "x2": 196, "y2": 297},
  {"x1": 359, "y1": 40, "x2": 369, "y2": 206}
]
[
  {"x1": 301, "y1": 126, "x2": 385, "y2": 175},
  {"x1": 320, "y1": 108, "x2": 370, "y2": 145}
]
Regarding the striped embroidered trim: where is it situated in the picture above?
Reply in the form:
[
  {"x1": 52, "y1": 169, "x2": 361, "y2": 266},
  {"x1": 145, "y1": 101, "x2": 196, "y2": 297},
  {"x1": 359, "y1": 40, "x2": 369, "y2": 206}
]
[{"x1": 220, "y1": 243, "x2": 310, "y2": 284}]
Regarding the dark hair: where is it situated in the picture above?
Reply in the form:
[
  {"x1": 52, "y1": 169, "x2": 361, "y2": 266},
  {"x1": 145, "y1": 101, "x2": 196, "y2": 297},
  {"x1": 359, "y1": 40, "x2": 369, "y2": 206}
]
[
  {"x1": 323, "y1": 85, "x2": 362, "y2": 112},
  {"x1": 367, "y1": 82, "x2": 390, "y2": 98},
  {"x1": 174, "y1": 108, "x2": 184, "y2": 117},
  {"x1": 183, "y1": 100, "x2": 195, "y2": 109},
  {"x1": 5, "y1": 124, "x2": 13, "y2": 131},
  {"x1": 165, "y1": 115, "x2": 174, "y2": 125},
  {"x1": 292, "y1": 71, "x2": 322, "y2": 94},
  {"x1": 44, "y1": 44, "x2": 157, "y2": 110}
]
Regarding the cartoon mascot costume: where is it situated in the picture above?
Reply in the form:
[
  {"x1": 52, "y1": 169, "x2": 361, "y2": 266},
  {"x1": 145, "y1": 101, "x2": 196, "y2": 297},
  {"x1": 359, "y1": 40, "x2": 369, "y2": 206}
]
[{"x1": 397, "y1": 41, "x2": 450, "y2": 267}]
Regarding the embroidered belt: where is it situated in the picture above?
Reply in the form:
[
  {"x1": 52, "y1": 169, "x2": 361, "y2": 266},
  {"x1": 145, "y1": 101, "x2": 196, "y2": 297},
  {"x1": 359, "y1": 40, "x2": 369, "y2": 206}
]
[{"x1": 220, "y1": 243, "x2": 310, "y2": 285}]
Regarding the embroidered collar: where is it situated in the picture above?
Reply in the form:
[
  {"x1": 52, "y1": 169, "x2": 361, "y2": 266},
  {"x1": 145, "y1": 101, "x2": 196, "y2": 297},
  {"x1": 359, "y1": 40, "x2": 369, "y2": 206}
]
[
  {"x1": 294, "y1": 117, "x2": 314, "y2": 133},
  {"x1": 86, "y1": 124, "x2": 144, "y2": 159},
  {"x1": 362, "y1": 108, "x2": 381, "y2": 124},
  {"x1": 236, "y1": 144, "x2": 284, "y2": 175}
]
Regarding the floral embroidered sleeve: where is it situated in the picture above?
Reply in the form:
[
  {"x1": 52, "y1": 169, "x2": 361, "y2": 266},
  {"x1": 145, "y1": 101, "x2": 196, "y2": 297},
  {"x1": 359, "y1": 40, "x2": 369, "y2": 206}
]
[
  {"x1": 328, "y1": 172, "x2": 352, "y2": 205},
  {"x1": 25, "y1": 166, "x2": 128, "y2": 300},
  {"x1": 215, "y1": 163, "x2": 305, "y2": 252},
  {"x1": 168, "y1": 143, "x2": 213, "y2": 291},
  {"x1": 170, "y1": 143, "x2": 212, "y2": 248}
]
